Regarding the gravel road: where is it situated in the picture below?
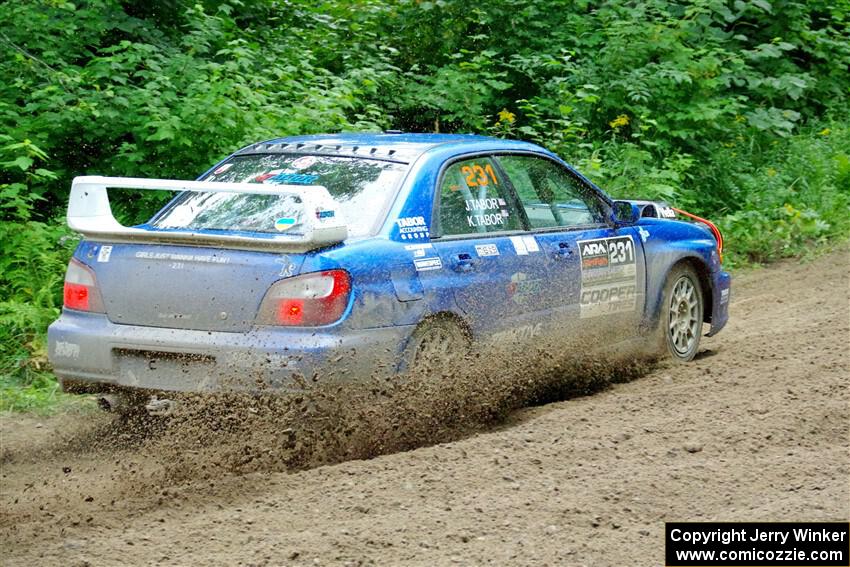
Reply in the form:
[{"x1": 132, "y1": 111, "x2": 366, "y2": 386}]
[{"x1": 2, "y1": 249, "x2": 848, "y2": 566}]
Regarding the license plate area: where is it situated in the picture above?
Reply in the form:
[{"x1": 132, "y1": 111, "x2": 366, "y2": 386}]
[{"x1": 114, "y1": 349, "x2": 216, "y2": 390}]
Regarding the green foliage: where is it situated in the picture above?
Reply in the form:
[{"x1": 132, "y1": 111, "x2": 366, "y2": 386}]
[{"x1": 1, "y1": 0, "x2": 848, "y2": 410}]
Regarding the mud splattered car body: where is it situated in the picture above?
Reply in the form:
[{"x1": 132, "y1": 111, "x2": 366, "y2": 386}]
[{"x1": 48, "y1": 133, "x2": 730, "y2": 396}]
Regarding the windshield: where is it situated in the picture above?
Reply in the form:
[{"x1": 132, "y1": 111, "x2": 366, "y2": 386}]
[{"x1": 150, "y1": 154, "x2": 408, "y2": 238}]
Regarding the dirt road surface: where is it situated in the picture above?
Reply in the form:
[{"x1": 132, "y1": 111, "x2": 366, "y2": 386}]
[{"x1": 2, "y1": 249, "x2": 848, "y2": 566}]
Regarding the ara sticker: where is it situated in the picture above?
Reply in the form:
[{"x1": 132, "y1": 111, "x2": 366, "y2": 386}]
[
  {"x1": 97, "y1": 245, "x2": 113, "y2": 263},
  {"x1": 577, "y1": 235, "x2": 638, "y2": 319},
  {"x1": 275, "y1": 218, "x2": 297, "y2": 232},
  {"x1": 638, "y1": 227, "x2": 650, "y2": 243},
  {"x1": 291, "y1": 156, "x2": 318, "y2": 170},
  {"x1": 475, "y1": 243, "x2": 500, "y2": 257},
  {"x1": 213, "y1": 163, "x2": 234, "y2": 175},
  {"x1": 414, "y1": 257, "x2": 442, "y2": 272}
]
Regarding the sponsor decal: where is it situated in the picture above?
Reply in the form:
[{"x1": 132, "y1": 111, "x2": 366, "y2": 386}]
[
  {"x1": 491, "y1": 322, "x2": 542, "y2": 343},
  {"x1": 397, "y1": 216, "x2": 430, "y2": 240},
  {"x1": 509, "y1": 235, "x2": 528, "y2": 255},
  {"x1": 475, "y1": 243, "x2": 500, "y2": 257},
  {"x1": 276, "y1": 255, "x2": 296, "y2": 278},
  {"x1": 507, "y1": 272, "x2": 543, "y2": 306},
  {"x1": 269, "y1": 173, "x2": 320, "y2": 185},
  {"x1": 720, "y1": 288, "x2": 730, "y2": 304},
  {"x1": 254, "y1": 169, "x2": 284, "y2": 183},
  {"x1": 275, "y1": 217, "x2": 297, "y2": 232},
  {"x1": 403, "y1": 243, "x2": 433, "y2": 251},
  {"x1": 213, "y1": 163, "x2": 233, "y2": 175},
  {"x1": 658, "y1": 206, "x2": 677, "y2": 219},
  {"x1": 97, "y1": 245, "x2": 113, "y2": 263},
  {"x1": 315, "y1": 209, "x2": 335, "y2": 220},
  {"x1": 522, "y1": 235, "x2": 540, "y2": 253},
  {"x1": 414, "y1": 257, "x2": 442, "y2": 272},
  {"x1": 577, "y1": 235, "x2": 638, "y2": 319},
  {"x1": 290, "y1": 156, "x2": 318, "y2": 170},
  {"x1": 638, "y1": 227, "x2": 650, "y2": 243},
  {"x1": 134, "y1": 251, "x2": 230, "y2": 264},
  {"x1": 55, "y1": 341, "x2": 80, "y2": 359}
]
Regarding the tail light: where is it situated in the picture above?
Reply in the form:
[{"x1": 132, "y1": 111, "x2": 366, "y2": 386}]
[
  {"x1": 63, "y1": 258, "x2": 106, "y2": 313},
  {"x1": 672, "y1": 207, "x2": 724, "y2": 263},
  {"x1": 256, "y1": 270, "x2": 351, "y2": 326}
]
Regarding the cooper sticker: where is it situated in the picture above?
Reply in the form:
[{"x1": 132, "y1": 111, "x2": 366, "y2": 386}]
[
  {"x1": 577, "y1": 235, "x2": 638, "y2": 319},
  {"x1": 97, "y1": 245, "x2": 113, "y2": 263},
  {"x1": 475, "y1": 243, "x2": 500, "y2": 257},
  {"x1": 414, "y1": 257, "x2": 442, "y2": 271}
]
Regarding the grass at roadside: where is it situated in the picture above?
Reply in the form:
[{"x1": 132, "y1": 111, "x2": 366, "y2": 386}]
[{"x1": 0, "y1": 370, "x2": 95, "y2": 414}]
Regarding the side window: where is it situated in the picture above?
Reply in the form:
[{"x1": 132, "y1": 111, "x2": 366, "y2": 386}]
[
  {"x1": 436, "y1": 157, "x2": 522, "y2": 236},
  {"x1": 498, "y1": 155, "x2": 605, "y2": 229}
]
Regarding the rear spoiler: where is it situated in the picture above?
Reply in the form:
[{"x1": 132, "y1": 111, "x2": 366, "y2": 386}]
[{"x1": 67, "y1": 176, "x2": 348, "y2": 252}]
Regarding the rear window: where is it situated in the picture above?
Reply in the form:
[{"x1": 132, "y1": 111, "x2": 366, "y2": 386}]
[{"x1": 150, "y1": 154, "x2": 407, "y2": 238}]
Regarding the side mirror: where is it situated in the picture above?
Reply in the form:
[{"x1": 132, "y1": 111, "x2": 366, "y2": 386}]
[{"x1": 610, "y1": 201, "x2": 640, "y2": 227}]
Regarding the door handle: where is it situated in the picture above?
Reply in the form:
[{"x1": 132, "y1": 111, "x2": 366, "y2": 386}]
[
  {"x1": 553, "y1": 242, "x2": 573, "y2": 260},
  {"x1": 452, "y1": 253, "x2": 476, "y2": 273}
]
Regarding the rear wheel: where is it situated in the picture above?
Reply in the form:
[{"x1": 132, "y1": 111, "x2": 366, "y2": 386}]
[
  {"x1": 659, "y1": 264, "x2": 704, "y2": 362},
  {"x1": 404, "y1": 317, "x2": 470, "y2": 379}
]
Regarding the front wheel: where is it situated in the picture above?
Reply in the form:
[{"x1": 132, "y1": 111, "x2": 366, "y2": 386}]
[{"x1": 659, "y1": 264, "x2": 704, "y2": 362}]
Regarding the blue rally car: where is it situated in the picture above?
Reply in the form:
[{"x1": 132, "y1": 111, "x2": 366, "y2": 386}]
[{"x1": 48, "y1": 133, "x2": 730, "y2": 410}]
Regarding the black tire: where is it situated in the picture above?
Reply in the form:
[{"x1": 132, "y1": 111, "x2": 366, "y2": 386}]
[
  {"x1": 404, "y1": 317, "x2": 470, "y2": 379},
  {"x1": 658, "y1": 264, "x2": 704, "y2": 362}
]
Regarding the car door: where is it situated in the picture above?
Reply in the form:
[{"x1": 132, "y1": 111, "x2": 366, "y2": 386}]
[
  {"x1": 494, "y1": 154, "x2": 647, "y2": 342},
  {"x1": 428, "y1": 155, "x2": 551, "y2": 342}
]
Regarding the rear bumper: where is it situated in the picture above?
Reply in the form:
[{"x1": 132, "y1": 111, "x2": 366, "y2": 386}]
[
  {"x1": 707, "y1": 269, "x2": 731, "y2": 337},
  {"x1": 47, "y1": 310, "x2": 412, "y2": 393}
]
